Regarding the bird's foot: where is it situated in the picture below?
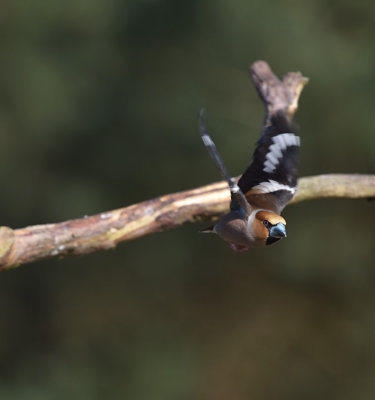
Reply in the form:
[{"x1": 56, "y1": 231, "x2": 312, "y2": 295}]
[{"x1": 229, "y1": 243, "x2": 249, "y2": 252}]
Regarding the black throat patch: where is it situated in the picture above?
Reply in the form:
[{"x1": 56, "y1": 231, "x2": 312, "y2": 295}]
[{"x1": 266, "y1": 236, "x2": 281, "y2": 246}]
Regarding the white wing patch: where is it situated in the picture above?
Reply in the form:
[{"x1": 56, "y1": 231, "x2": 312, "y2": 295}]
[
  {"x1": 252, "y1": 180, "x2": 296, "y2": 194},
  {"x1": 263, "y1": 133, "x2": 300, "y2": 173},
  {"x1": 201, "y1": 134, "x2": 214, "y2": 147},
  {"x1": 231, "y1": 184, "x2": 240, "y2": 193}
]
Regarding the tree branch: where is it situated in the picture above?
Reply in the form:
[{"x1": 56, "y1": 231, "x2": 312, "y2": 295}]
[
  {"x1": 0, "y1": 62, "x2": 373, "y2": 271},
  {"x1": 0, "y1": 174, "x2": 374, "y2": 271}
]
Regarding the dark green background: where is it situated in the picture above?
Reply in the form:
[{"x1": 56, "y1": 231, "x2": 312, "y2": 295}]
[{"x1": 0, "y1": 1, "x2": 374, "y2": 398}]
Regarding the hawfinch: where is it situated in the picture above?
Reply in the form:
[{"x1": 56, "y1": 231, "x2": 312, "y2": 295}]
[{"x1": 200, "y1": 110, "x2": 300, "y2": 251}]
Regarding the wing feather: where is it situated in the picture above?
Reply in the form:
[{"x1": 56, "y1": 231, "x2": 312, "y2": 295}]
[{"x1": 238, "y1": 112, "x2": 300, "y2": 214}]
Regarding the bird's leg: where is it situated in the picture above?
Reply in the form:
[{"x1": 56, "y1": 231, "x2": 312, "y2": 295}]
[{"x1": 229, "y1": 243, "x2": 250, "y2": 252}]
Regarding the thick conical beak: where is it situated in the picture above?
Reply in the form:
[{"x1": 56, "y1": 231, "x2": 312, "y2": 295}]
[{"x1": 269, "y1": 222, "x2": 287, "y2": 238}]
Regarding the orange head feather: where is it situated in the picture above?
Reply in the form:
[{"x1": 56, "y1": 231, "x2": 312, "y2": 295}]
[{"x1": 252, "y1": 211, "x2": 287, "y2": 244}]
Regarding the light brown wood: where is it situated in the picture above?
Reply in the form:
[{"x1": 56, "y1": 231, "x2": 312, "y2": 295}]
[
  {"x1": 0, "y1": 174, "x2": 374, "y2": 271},
  {"x1": 0, "y1": 61, "x2": 373, "y2": 271}
]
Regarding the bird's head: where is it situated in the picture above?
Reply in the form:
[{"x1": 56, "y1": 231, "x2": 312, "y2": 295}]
[{"x1": 253, "y1": 211, "x2": 287, "y2": 246}]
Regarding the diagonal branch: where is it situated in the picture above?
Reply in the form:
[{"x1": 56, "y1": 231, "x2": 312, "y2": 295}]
[
  {"x1": 0, "y1": 174, "x2": 374, "y2": 271},
  {"x1": 0, "y1": 61, "x2": 373, "y2": 271}
]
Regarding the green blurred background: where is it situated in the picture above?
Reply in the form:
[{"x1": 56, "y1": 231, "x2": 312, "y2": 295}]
[{"x1": 0, "y1": 0, "x2": 375, "y2": 399}]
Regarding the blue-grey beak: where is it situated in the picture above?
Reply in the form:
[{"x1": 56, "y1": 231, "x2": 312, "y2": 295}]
[{"x1": 269, "y1": 222, "x2": 287, "y2": 238}]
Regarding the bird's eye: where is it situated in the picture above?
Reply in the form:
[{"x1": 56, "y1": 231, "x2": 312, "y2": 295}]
[{"x1": 263, "y1": 220, "x2": 269, "y2": 227}]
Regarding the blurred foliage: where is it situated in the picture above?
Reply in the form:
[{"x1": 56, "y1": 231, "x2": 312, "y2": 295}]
[{"x1": 0, "y1": 0, "x2": 374, "y2": 399}]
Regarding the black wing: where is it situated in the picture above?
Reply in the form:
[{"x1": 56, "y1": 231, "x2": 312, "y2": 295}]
[
  {"x1": 238, "y1": 112, "x2": 300, "y2": 214},
  {"x1": 199, "y1": 110, "x2": 251, "y2": 218}
]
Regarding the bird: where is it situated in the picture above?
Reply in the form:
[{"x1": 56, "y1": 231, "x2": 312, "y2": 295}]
[{"x1": 199, "y1": 109, "x2": 300, "y2": 251}]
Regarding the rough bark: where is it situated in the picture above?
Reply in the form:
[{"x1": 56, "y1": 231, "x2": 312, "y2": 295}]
[{"x1": 0, "y1": 61, "x2": 373, "y2": 271}]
